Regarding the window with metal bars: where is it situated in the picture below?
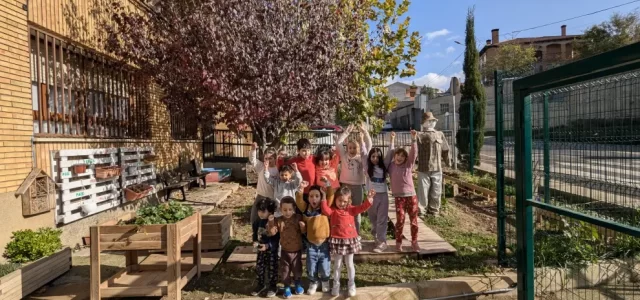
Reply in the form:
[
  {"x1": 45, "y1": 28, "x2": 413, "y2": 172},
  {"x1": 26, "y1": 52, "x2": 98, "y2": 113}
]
[
  {"x1": 440, "y1": 103, "x2": 450, "y2": 114},
  {"x1": 170, "y1": 109, "x2": 199, "y2": 140},
  {"x1": 29, "y1": 28, "x2": 151, "y2": 139}
]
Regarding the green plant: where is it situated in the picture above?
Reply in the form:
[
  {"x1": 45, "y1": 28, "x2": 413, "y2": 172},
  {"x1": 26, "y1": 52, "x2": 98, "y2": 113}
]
[
  {"x1": 134, "y1": 201, "x2": 195, "y2": 225},
  {"x1": 534, "y1": 218, "x2": 601, "y2": 268},
  {"x1": 0, "y1": 263, "x2": 20, "y2": 277},
  {"x1": 3, "y1": 228, "x2": 62, "y2": 264}
]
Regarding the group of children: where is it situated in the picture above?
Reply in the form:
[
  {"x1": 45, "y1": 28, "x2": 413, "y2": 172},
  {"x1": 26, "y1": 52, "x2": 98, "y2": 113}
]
[{"x1": 248, "y1": 124, "x2": 421, "y2": 298}]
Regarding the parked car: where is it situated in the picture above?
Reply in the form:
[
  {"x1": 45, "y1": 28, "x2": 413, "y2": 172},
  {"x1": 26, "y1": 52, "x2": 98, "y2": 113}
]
[
  {"x1": 310, "y1": 125, "x2": 343, "y2": 132},
  {"x1": 382, "y1": 122, "x2": 393, "y2": 131}
]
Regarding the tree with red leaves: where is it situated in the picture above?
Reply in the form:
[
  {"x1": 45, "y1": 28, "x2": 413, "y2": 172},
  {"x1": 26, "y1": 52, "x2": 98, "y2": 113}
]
[{"x1": 98, "y1": 0, "x2": 366, "y2": 147}]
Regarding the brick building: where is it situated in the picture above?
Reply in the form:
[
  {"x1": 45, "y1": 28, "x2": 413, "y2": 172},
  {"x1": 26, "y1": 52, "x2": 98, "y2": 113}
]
[
  {"x1": 479, "y1": 25, "x2": 581, "y2": 73},
  {"x1": 0, "y1": 0, "x2": 201, "y2": 253}
]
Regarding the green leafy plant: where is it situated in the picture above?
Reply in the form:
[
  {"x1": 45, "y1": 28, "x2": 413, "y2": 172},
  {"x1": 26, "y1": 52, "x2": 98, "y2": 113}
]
[
  {"x1": 134, "y1": 201, "x2": 195, "y2": 225},
  {"x1": 3, "y1": 228, "x2": 62, "y2": 264},
  {"x1": 0, "y1": 263, "x2": 20, "y2": 277}
]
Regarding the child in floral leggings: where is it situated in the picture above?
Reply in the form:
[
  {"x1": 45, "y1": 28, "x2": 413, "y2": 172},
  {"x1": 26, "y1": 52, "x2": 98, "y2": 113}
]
[{"x1": 385, "y1": 131, "x2": 421, "y2": 253}]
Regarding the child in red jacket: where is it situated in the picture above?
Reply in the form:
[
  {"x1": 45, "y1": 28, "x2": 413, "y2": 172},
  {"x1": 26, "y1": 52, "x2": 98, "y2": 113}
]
[{"x1": 320, "y1": 186, "x2": 375, "y2": 297}]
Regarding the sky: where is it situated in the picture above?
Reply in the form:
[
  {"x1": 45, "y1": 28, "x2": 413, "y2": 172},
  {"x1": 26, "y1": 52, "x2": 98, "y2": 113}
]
[{"x1": 389, "y1": 0, "x2": 640, "y2": 91}]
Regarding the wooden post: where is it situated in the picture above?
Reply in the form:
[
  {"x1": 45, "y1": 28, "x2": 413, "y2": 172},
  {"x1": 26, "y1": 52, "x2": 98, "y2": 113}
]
[
  {"x1": 90, "y1": 226, "x2": 101, "y2": 300},
  {"x1": 125, "y1": 250, "x2": 139, "y2": 272},
  {"x1": 194, "y1": 213, "x2": 202, "y2": 278},
  {"x1": 167, "y1": 224, "x2": 181, "y2": 300}
]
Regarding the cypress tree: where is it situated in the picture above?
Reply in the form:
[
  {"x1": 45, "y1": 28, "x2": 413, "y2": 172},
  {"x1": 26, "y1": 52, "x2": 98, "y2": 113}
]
[{"x1": 456, "y1": 6, "x2": 486, "y2": 165}]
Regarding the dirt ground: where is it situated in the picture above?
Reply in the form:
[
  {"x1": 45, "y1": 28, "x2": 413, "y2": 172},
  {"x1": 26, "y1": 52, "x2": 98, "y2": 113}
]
[{"x1": 28, "y1": 184, "x2": 506, "y2": 300}]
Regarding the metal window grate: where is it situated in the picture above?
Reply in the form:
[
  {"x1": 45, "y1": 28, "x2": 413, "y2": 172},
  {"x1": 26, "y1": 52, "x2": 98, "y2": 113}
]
[{"x1": 29, "y1": 28, "x2": 150, "y2": 139}]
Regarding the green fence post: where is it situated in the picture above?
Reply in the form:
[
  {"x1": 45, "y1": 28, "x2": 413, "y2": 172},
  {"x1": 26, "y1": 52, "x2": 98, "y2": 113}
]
[
  {"x1": 469, "y1": 101, "x2": 474, "y2": 175},
  {"x1": 494, "y1": 71, "x2": 506, "y2": 265},
  {"x1": 514, "y1": 87, "x2": 534, "y2": 300},
  {"x1": 543, "y1": 92, "x2": 550, "y2": 203}
]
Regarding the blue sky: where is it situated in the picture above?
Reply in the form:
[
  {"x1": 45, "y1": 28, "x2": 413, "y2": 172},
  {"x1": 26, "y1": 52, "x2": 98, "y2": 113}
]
[{"x1": 391, "y1": 0, "x2": 640, "y2": 91}]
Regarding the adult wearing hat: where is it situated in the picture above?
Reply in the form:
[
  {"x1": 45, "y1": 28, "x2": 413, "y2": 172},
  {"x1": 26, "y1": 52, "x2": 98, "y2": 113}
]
[{"x1": 416, "y1": 112, "x2": 451, "y2": 216}]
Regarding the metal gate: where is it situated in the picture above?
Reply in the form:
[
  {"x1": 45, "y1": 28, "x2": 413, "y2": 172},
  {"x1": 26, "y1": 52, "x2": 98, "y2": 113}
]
[{"x1": 508, "y1": 43, "x2": 640, "y2": 299}]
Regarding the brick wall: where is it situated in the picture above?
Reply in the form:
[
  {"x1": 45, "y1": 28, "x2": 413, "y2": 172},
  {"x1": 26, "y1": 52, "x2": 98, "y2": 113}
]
[
  {"x1": 0, "y1": 0, "x2": 203, "y2": 254},
  {"x1": 0, "y1": 0, "x2": 33, "y2": 193}
]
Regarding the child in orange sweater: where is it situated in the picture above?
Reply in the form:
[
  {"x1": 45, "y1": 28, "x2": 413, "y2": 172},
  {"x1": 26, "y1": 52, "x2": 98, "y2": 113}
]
[{"x1": 296, "y1": 179, "x2": 334, "y2": 295}]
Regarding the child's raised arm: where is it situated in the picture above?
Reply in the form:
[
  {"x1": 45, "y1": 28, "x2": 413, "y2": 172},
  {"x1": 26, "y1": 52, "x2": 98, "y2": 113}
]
[
  {"x1": 325, "y1": 183, "x2": 335, "y2": 208},
  {"x1": 291, "y1": 163, "x2": 302, "y2": 187},
  {"x1": 248, "y1": 142, "x2": 261, "y2": 169},
  {"x1": 384, "y1": 132, "x2": 396, "y2": 167},
  {"x1": 320, "y1": 195, "x2": 334, "y2": 216},
  {"x1": 359, "y1": 123, "x2": 373, "y2": 153},
  {"x1": 263, "y1": 161, "x2": 274, "y2": 185},
  {"x1": 295, "y1": 182, "x2": 309, "y2": 212},
  {"x1": 335, "y1": 124, "x2": 353, "y2": 158},
  {"x1": 349, "y1": 189, "x2": 374, "y2": 216}
]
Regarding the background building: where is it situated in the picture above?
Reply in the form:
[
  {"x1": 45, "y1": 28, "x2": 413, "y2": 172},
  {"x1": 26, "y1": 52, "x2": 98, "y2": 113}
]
[
  {"x1": 0, "y1": 0, "x2": 202, "y2": 254},
  {"x1": 479, "y1": 25, "x2": 581, "y2": 73}
]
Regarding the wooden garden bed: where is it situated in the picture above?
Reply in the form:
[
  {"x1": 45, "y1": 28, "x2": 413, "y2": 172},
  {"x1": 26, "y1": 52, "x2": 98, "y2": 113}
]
[
  {"x1": 443, "y1": 174, "x2": 515, "y2": 205},
  {"x1": 90, "y1": 212, "x2": 202, "y2": 300},
  {"x1": 0, "y1": 247, "x2": 71, "y2": 300},
  {"x1": 182, "y1": 214, "x2": 232, "y2": 251}
]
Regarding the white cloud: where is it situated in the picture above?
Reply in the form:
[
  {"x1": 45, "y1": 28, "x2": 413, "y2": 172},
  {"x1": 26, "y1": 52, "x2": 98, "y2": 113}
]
[
  {"x1": 446, "y1": 46, "x2": 455, "y2": 54},
  {"x1": 453, "y1": 60, "x2": 462, "y2": 65},
  {"x1": 446, "y1": 35, "x2": 461, "y2": 41},
  {"x1": 425, "y1": 29, "x2": 451, "y2": 40},
  {"x1": 400, "y1": 71, "x2": 465, "y2": 91}
]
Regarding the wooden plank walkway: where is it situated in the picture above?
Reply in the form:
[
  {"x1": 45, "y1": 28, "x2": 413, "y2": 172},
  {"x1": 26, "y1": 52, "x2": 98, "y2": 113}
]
[
  {"x1": 388, "y1": 200, "x2": 456, "y2": 256},
  {"x1": 227, "y1": 195, "x2": 456, "y2": 266}
]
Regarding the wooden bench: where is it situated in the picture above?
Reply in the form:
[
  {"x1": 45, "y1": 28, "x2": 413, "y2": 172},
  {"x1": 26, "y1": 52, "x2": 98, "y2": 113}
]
[
  {"x1": 159, "y1": 170, "x2": 196, "y2": 201},
  {"x1": 188, "y1": 159, "x2": 210, "y2": 189}
]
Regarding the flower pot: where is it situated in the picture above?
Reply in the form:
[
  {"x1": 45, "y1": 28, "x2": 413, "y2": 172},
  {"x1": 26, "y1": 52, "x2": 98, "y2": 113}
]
[
  {"x1": 143, "y1": 154, "x2": 158, "y2": 163},
  {"x1": 73, "y1": 164, "x2": 87, "y2": 174},
  {"x1": 124, "y1": 185, "x2": 153, "y2": 201},
  {"x1": 95, "y1": 166, "x2": 122, "y2": 179}
]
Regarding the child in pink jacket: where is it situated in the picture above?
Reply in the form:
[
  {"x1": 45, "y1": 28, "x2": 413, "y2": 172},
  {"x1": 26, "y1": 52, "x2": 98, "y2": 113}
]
[{"x1": 385, "y1": 130, "x2": 420, "y2": 252}]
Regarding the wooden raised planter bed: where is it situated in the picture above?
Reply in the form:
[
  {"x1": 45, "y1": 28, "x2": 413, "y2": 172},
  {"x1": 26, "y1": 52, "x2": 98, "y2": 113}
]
[
  {"x1": 90, "y1": 212, "x2": 202, "y2": 300},
  {"x1": 182, "y1": 214, "x2": 232, "y2": 251},
  {"x1": 0, "y1": 247, "x2": 72, "y2": 300}
]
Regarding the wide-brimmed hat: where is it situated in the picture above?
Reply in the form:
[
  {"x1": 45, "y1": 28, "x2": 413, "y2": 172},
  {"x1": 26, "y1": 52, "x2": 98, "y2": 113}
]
[{"x1": 422, "y1": 111, "x2": 438, "y2": 123}]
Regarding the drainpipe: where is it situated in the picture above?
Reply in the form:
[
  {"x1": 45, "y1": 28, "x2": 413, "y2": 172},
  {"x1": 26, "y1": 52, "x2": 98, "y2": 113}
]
[
  {"x1": 31, "y1": 136, "x2": 36, "y2": 168},
  {"x1": 421, "y1": 287, "x2": 516, "y2": 300}
]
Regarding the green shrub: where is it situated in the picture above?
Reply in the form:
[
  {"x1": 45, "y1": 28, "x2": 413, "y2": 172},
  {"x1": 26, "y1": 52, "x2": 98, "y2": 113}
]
[
  {"x1": 3, "y1": 228, "x2": 62, "y2": 264},
  {"x1": 0, "y1": 263, "x2": 20, "y2": 277},
  {"x1": 134, "y1": 201, "x2": 195, "y2": 225}
]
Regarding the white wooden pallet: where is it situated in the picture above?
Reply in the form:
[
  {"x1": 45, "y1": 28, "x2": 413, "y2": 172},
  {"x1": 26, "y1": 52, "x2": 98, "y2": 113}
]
[
  {"x1": 51, "y1": 148, "x2": 122, "y2": 224},
  {"x1": 119, "y1": 146, "x2": 157, "y2": 194}
]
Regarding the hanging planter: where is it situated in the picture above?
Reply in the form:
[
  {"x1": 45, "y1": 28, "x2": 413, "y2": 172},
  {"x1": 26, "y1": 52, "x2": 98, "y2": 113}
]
[
  {"x1": 124, "y1": 183, "x2": 153, "y2": 202},
  {"x1": 143, "y1": 154, "x2": 158, "y2": 163},
  {"x1": 73, "y1": 164, "x2": 87, "y2": 174},
  {"x1": 95, "y1": 166, "x2": 122, "y2": 179}
]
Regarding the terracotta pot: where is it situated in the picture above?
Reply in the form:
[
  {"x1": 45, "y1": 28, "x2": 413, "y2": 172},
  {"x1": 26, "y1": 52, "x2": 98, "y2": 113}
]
[{"x1": 73, "y1": 164, "x2": 87, "y2": 174}]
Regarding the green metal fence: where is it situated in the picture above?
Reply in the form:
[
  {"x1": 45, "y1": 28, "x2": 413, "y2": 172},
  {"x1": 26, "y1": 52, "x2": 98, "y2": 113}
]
[
  {"x1": 494, "y1": 72, "x2": 520, "y2": 267},
  {"x1": 509, "y1": 42, "x2": 640, "y2": 300}
]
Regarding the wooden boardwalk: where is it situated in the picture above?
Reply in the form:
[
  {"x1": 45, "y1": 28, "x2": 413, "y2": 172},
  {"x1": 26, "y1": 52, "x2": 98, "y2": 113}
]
[{"x1": 227, "y1": 195, "x2": 456, "y2": 266}]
